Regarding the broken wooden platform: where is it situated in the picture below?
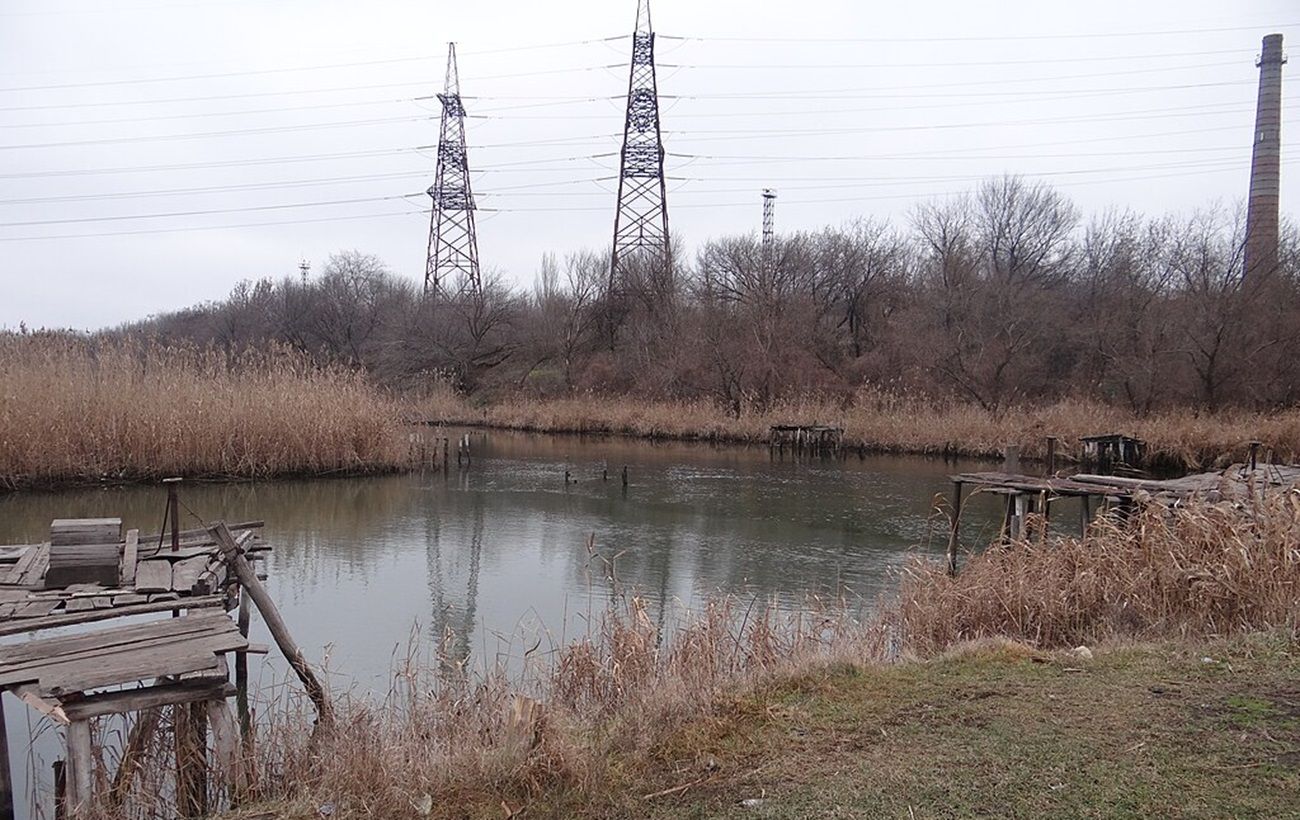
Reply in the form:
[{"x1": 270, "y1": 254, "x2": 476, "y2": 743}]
[
  {"x1": 943, "y1": 463, "x2": 1300, "y2": 574},
  {"x1": 0, "y1": 521, "x2": 267, "y2": 636}
]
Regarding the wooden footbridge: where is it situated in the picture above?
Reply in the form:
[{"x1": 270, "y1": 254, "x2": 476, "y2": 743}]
[
  {"x1": 0, "y1": 488, "x2": 328, "y2": 818},
  {"x1": 944, "y1": 461, "x2": 1300, "y2": 573}
]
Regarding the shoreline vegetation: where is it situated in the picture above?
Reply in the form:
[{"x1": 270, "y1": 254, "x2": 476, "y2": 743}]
[
  {"x1": 223, "y1": 492, "x2": 1300, "y2": 819},
  {"x1": 3, "y1": 334, "x2": 1300, "y2": 492}
]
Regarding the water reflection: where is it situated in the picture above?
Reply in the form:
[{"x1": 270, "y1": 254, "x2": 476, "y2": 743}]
[{"x1": 0, "y1": 432, "x2": 1006, "y2": 687}]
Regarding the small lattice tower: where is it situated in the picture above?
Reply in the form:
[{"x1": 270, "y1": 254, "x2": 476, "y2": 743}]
[
  {"x1": 761, "y1": 189, "x2": 777, "y2": 278},
  {"x1": 610, "y1": 0, "x2": 670, "y2": 291},
  {"x1": 424, "y1": 43, "x2": 481, "y2": 296}
]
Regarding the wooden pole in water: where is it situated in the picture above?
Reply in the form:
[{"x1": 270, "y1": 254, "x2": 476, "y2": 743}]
[
  {"x1": 209, "y1": 523, "x2": 333, "y2": 729},
  {"x1": 235, "y1": 586, "x2": 252, "y2": 742},
  {"x1": 946, "y1": 481, "x2": 963, "y2": 575},
  {"x1": 1046, "y1": 436, "x2": 1058, "y2": 475}
]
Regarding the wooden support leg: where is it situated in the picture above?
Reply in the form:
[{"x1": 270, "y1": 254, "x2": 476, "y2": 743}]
[
  {"x1": 946, "y1": 481, "x2": 963, "y2": 575},
  {"x1": 65, "y1": 720, "x2": 92, "y2": 819},
  {"x1": 208, "y1": 699, "x2": 244, "y2": 798},
  {"x1": 53, "y1": 761, "x2": 66, "y2": 820},
  {"x1": 175, "y1": 702, "x2": 208, "y2": 819},
  {"x1": 0, "y1": 696, "x2": 11, "y2": 820},
  {"x1": 236, "y1": 588, "x2": 252, "y2": 741}
]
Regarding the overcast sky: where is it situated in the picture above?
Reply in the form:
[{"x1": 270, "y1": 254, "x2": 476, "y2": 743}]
[{"x1": 1, "y1": 0, "x2": 1297, "y2": 330}]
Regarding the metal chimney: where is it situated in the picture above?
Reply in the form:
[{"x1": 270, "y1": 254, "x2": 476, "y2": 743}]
[{"x1": 1245, "y1": 33, "x2": 1286, "y2": 280}]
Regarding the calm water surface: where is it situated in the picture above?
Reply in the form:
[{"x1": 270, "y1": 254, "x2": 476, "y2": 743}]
[{"x1": 0, "y1": 431, "x2": 1009, "y2": 689}]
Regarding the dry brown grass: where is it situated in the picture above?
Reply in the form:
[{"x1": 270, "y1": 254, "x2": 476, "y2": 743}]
[
  {"x1": 431, "y1": 390, "x2": 1300, "y2": 469},
  {"x1": 0, "y1": 334, "x2": 417, "y2": 490},
  {"x1": 209, "y1": 489, "x2": 1300, "y2": 819},
  {"x1": 899, "y1": 487, "x2": 1300, "y2": 653}
]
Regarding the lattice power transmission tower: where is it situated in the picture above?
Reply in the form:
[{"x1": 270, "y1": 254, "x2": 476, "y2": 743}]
[
  {"x1": 610, "y1": 0, "x2": 670, "y2": 291},
  {"x1": 761, "y1": 189, "x2": 777, "y2": 278},
  {"x1": 424, "y1": 43, "x2": 481, "y2": 296}
]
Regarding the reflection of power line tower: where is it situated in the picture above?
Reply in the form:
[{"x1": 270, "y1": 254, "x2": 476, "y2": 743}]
[
  {"x1": 761, "y1": 189, "x2": 776, "y2": 278},
  {"x1": 424, "y1": 43, "x2": 481, "y2": 297},
  {"x1": 609, "y1": 0, "x2": 670, "y2": 293}
]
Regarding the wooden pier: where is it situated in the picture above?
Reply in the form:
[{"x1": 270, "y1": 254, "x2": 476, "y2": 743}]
[
  {"x1": 769, "y1": 424, "x2": 844, "y2": 456},
  {"x1": 0, "y1": 500, "x2": 323, "y2": 818},
  {"x1": 944, "y1": 462, "x2": 1300, "y2": 574}
]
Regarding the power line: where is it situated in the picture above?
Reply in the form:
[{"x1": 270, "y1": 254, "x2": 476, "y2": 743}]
[
  {"x1": 657, "y1": 22, "x2": 1300, "y2": 44},
  {"x1": 0, "y1": 193, "x2": 425, "y2": 228}
]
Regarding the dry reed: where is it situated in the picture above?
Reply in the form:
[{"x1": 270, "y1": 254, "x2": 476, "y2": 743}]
[
  {"x1": 431, "y1": 389, "x2": 1300, "y2": 469},
  {"x1": 0, "y1": 334, "x2": 415, "y2": 490}
]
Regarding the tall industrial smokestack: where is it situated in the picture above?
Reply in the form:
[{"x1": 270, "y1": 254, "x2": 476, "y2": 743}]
[{"x1": 1245, "y1": 33, "x2": 1286, "y2": 280}]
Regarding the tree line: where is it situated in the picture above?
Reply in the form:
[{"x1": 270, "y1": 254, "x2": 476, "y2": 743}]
[{"x1": 123, "y1": 176, "x2": 1300, "y2": 413}]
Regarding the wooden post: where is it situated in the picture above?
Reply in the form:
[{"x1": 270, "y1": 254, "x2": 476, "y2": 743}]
[
  {"x1": 0, "y1": 695, "x2": 12, "y2": 820},
  {"x1": 207, "y1": 699, "x2": 244, "y2": 797},
  {"x1": 235, "y1": 587, "x2": 251, "y2": 741},
  {"x1": 1046, "y1": 436, "x2": 1058, "y2": 475},
  {"x1": 175, "y1": 702, "x2": 208, "y2": 818},
  {"x1": 621, "y1": 466, "x2": 628, "y2": 487},
  {"x1": 53, "y1": 761, "x2": 66, "y2": 820},
  {"x1": 65, "y1": 720, "x2": 92, "y2": 818},
  {"x1": 946, "y1": 481, "x2": 963, "y2": 575},
  {"x1": 209, "y1": 523, "x2": 333, "y2": 729}
]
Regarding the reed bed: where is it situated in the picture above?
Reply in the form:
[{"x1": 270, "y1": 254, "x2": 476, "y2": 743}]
[
  {"x1": 899, "y1": 488, "x2": 1300, "y2": 653},
  {"x1": 203, "y1": 491, "x2": 1299, "y2": 819},
  {"x1": 434, "y1": 390, "x2": 1300, "y2": 469},
  {"x1": 0, "y1": 335, "x2": 413, "y2": 490}
]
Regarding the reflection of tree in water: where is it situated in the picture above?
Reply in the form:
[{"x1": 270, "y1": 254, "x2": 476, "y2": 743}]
[{"x1": 425, "y1": 494, "x2": 483, "y2": 679}]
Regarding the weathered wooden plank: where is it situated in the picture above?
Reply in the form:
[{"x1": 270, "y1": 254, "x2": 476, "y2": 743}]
[
  {"x1": 111, "y1": 594, "x2": 148, "y2": 606},
  {"x1": 63, "y1": 599, "x2": 94, "y2": 614},
  {"x1": 2, "y1": 545, "x2": 41, "y2": 586},
  {"x1": 119, "y1": 529, "x2": 139, "y2": 587},
  {"x1": 90, "y1": 597, "x2": 113, "y2": 610},
  {"x1": 0, "y1": 628, "x2": 243, "y2": 693},
  {"x1": 148, "y1": 593, "x2": 179, "y2": 603},
  {"x1": 18, "y1": 545, "x2": 49, "y2": 587},
  {"x1": 170, "y1": 556, "x2": 210, "y2": 593},
  {"x1": 63, "y1": 681, "x2": 233, "y2": 722},
  {"x1": 50, "y1": 519, "x2": 121, "y2": 547},
  {"x1": 0, "y1": 595, "x2": 225, "y2": 638},
  {"x1": 0, "y1": 612, "x2": 232, "y2": 666},
  {"x1": 134, "y1": 560, "x2": 172, "y2": 594},
  {"x1": 11, "y1": 600, "x2": 59, "y2": 619}
]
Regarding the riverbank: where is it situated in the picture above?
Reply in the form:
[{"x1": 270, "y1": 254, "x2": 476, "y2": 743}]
[
  {"x1": 435, "y1": 393, "x2": 1300, "y2": 471},
  {"x1": 5, "y1": 333, "x2": 1298, "y2": 492},
  {"x1": 223, "y1": 492, "x2": 1300, "y2": 819}
]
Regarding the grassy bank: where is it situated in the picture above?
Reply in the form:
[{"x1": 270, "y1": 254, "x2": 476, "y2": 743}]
[
  {"x1": 0, "y1": 335, "x2": 413, "y2": 491},
  {"x1": 438, "y1": 392, "x2": 1300, "y2": 470},
  {"x1": 214, "y1": 491, "x2": 1300, "y2": 820}
]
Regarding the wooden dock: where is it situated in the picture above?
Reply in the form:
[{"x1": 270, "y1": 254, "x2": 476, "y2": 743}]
[
  {"x1": 769, "y1": 424, "x2": 844, "y2": 456},
  {"x1": 943, "y1": 463, "x2": 1300, "y2": 574},
  {"x1": 0, "y1": 499, "x2": 323, "y2": 818}
]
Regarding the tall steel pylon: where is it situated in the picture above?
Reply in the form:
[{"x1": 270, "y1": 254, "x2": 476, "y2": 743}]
[
  {"x1": 424, "y1": 43, "x2": 481, "y2": 296},
  {"x1": 610, "y1": 0, "x2": 670, "y2": 291},
  {"x1": 761, "y1": 189, "x2": 777, "y2": 278}
]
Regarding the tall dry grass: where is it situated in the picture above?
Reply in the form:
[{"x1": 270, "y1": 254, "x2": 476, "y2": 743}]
[
  {"x1": 899, "y1": 488, "x2": 1300, "y2": 653},
  {"x1": 0, "y1": 334, "x2": 413, "y2": 490},
  {"x1": 431, "y1": 390, "x2": 1300, "y2": 469},
  {"x1": 209, "y1": 490, "x2": 1300, "y2": 819}
]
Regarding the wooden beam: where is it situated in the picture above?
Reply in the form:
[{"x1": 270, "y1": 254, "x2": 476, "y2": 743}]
[
  {"x1": 62, "y1": 682, "x2": 232, "y2": 722},
  {"x1": 65, "y1": 720, "x2": 92, "y2": 818},
  {"x1": 119, "y1": 529, "x2": 139, "y2": 587},
  {"x1": 0, "y1": 695, "x2": 13, "y2": 820},
  {"x1": 0, "y1": 595, "x2": 225, "y2": 637},
  {"x1": 209, "y1": 522, "x2": 333, "y2": 729}
]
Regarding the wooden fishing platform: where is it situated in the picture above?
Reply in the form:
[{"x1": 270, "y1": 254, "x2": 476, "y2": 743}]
[
  {"x1": 769, "y1": 424, "x2": 844, "y2": 455},
  {"x1": 0, "y1": 499, "x2": 326, "y2": 819},
  {"x1": 943, "y1": 462, "x2": 1300, "y2": 573}
]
